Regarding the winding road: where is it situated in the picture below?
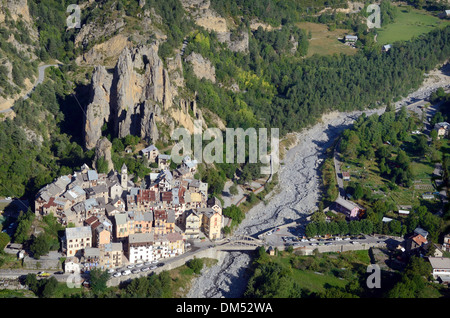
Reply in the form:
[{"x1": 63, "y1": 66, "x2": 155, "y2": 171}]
[{"x1": 0, "y1": 64, "x2": 59, "y2": 113}]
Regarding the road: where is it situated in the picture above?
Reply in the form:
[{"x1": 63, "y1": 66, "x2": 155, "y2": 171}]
[{"x1": 0, "y1": 64, "x2": 59, "y2": 113}]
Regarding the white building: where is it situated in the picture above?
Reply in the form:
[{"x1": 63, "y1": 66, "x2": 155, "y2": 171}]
[
  {"x1": 428, "y1": 257, "x2": 450, "y2": 284},
  {"x1": 128, "y1": 232, "x2": 156, "y2": 264},
  {"x1": 64, "y1": 256, "x2": 81, "y2": 274}
]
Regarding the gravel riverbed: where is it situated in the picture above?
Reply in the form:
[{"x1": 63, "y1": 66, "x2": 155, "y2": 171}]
[{"x1": 186, "y1": 65, "x2": 450, "y2": 298}]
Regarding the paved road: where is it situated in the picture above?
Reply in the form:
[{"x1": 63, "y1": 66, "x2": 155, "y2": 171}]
[{"x1": 0, "y1": 64, "x2": 59, "y2": 113}]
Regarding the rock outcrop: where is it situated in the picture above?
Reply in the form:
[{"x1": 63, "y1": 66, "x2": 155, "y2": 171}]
[
  {"x1": 84, "y1": 65, "x2": 113, "y2": 150},
  {"x1": 185, "y1": 52, "x2": 216, "y2": 83},
  {"x1": 84, "y1": 44, "x2": 182, "y2": 149},
  {"x1": 93, "y1": 137, "x2": 114, "y2": 172}
]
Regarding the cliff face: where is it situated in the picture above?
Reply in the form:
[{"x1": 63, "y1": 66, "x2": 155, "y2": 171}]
[{"x1": 84, "y1": 43, "x2": 202, "y2": 150}]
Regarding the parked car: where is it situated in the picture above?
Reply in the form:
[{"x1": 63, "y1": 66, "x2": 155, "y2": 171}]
[
  {"x1": 107, "y1": 269, "x2": 115, "y2": 274},
  {"x1": 141, "y1": 267, "x2": 150, "y2": 272},
  {"x1": 132, "y1": 269, "x2": 140, "y2": 274},
  {"x1": 135, "y1": 263, "x2": 143, "y2": 268},
  {"x1": 150, "y1": 265, "x2": 157, "y2": 270},
  {"x1": 113, "y1": 272, "x2": 121, "y2": 277},
  {"x1": 38, "y1": 272, "x2": 51, "y2": 278},
  {"x1": 122, "y1": 270, "x2": 131, "y2": 276},
  {"x1": 127, "y1": 264, "x2": 135, "y2": 269}
]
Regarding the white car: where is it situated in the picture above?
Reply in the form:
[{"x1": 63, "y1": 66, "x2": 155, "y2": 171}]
[
  {"x1": 127, "y1": 264, "x2": 135, "y2": 269},
  {"x1": 150, "y1": 265, "x2": 157, "y2": 270},
  {"x1": 113, "y1": 272, "x2": 121, "y2": 277},
  {"x1": 107, "y1": 269, "x2": 115, "y2": 274},
  {"x1": 135, "y1": 263, "x2": 143, "y2": 268},
  {"x1": 141, "y1": 267, "x2": 150, "y2": 272},
  {"x1": 122, "y1": 269, "x2": 131, "y2": 276}
]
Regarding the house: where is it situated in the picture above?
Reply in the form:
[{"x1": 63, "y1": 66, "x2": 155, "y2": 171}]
[
  {"x1": 128, "y1": 232, "x2": 156, "y2": 264},
  {"x1": 439, "y1": 9, "x2": 450, "y2": 19},
  {"x1": 406, "y1": 233, "x2": 428, "y2": 254},
  {"x1": 334, "y1": 196, "x2": 362, "y2": 220},
  {"x1": 207, "y1": 197, "x2": 222, "y2": 215},
  {"x1": 434, "y1": 122, "x2": 450, "y2": 139},
  {"x1": 184, "y1": 209, "x2": 201, "y2": 239},
  {"x1": 94, "y1": 223, "x2": 111, "y2": 247},
  {"x1": 443, "y1": 234, "x2": 450, "y2": 252},
  {"x1": 414, "y1": 227, "x2": 429, "y2": 239},
  {"x1": 100, "y1": 242, "x2": 123, "y2": 269},
  {"x1": 182, "y1": 156, "x2": 198, "y2": 173},
  {"x1": 65, "y1": 226, "x2": 92, "y2": 257},
  {"x1": 382, "y1": 44, "x2": 392, "y2": 52},
  {"x1": 342, "y1": 171, "x2": 350, "y2": 181},
  {"x1": 428, "y1": 257, "x2": 450, "y2": 284},
  {"x1": 114, "y1": 213, "x2": 130, "y2": 239},
  {"x1": 82, "y1": 247, "x2": 101, "y2": 271},
  {"x1": 344, "y1": 35, "x2": 358, "y2": 43},
  {"x1": 422, "y1": 193, "x2": 435, "y2": 200},
  {"x1": 199, "y1": 208, "x2": 222, "y2": 240},
  {"x1": 64, "y1": 256, "x2": 81, "y2": 274},
  {"x1": 157, "y1": 154, "x2": 172, "y2": 170},
  {"x1": 141, "y1": 145, "x2": 159, "y2": 163},
  {"x1": 166, "y1": 232, "x2": 185, "y2": 257}
]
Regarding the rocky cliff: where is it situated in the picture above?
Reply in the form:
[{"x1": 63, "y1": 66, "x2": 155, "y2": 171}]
[{"x1": 84, "y1": 43, "x2": 202, "y2": 150}]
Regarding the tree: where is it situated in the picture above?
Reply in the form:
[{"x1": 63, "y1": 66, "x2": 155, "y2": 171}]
[
  {"x1": 30, "y1": 234, "x2": 51, "y2": 259},
  {"x1": 349, "y1": 221, "x2": 361, "y2": 235},
  {"x1": 305, "y1": 222, "x2": 317, "y2": 238},
  {"x1": 361, "y1": 219, "x2": 373, "y2": 235},
  {"x1": 96, "y1": 157, "x2": 109, "y2": 174},
  {"x1": 0, "y1": 232, "x2": 10, "y2": 250},
  {"x1": 126, "y1": 276, "x2": 150, "y2": 298},
  {"x1": 187, "y1": 257, "x2": 204, "y2": 274},
  {"x1": 25, "y1": 273, "x2": 39, "y2": 294},
  {"x1": 89, "y1": 268, "x2": 109, "y2": 295},
  {"x1": 353, "y1": 184, "x2": 364, "y2": 200},
  {"x1": 41, "y1": 276, "x2": 58, "y2": 298},
  {"x1": 338, "y1": 221, "x2": 349, "y2": 236},
  {"x1": 229, "y1": 183, "x2": 239, "y2": 196},
  {"x1": 311, "y1": 211, "x2": 326, "y2": 223},
  {"x1": 388, "y1": 220, "x2": 402, "y2": 236}
]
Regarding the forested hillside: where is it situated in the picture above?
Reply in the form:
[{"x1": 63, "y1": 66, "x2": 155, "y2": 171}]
[{"x1": 1, "y1": 0, "x2": 450, "y2": 203}]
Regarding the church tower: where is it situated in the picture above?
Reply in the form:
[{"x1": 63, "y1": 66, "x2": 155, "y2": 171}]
[{"x1": 121, "y1": 163, "x2": 128, "y2": 189}]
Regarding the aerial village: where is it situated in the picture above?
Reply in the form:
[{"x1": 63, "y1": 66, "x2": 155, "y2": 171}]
[{"x1": 33, "y1": 145, "x2": 225, "y2": 274}]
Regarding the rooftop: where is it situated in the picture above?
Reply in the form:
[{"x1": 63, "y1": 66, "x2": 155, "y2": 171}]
[
  {"x1": 429, "y1": 257, "x2": 450, "y2": 269},
  {"x1": 66, "y1": 226, "x2": 92, "y2": 240}
]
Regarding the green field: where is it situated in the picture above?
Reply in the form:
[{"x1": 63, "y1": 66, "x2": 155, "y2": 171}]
[
  {"x1": 376, "y1": 7, "x2": 450, "y2": 45},
  {"x1": 296, "y1": 22, "x2": 358, "y2": 57}
]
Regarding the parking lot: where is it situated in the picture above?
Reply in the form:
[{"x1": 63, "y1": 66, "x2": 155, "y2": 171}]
[
  {"x1": 107, "y1": 260, "x2": 164, "y2": 279},
  {"x1": 260, "y1": 223, "x2": 393, "y2": 251}
]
